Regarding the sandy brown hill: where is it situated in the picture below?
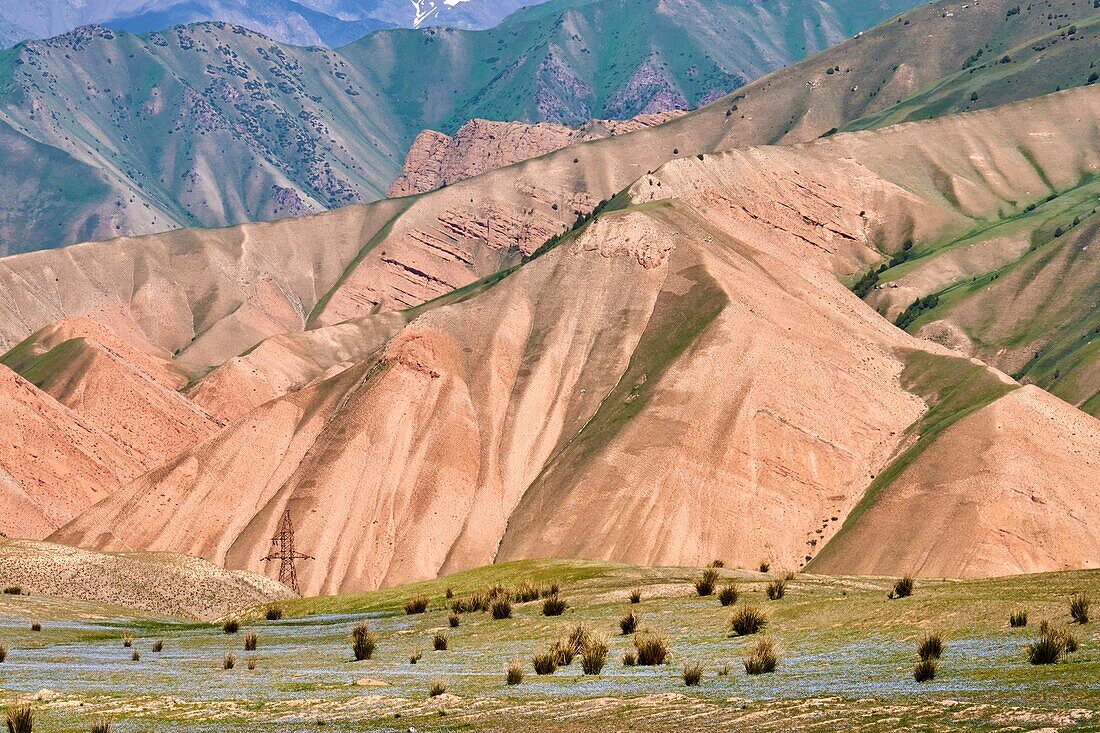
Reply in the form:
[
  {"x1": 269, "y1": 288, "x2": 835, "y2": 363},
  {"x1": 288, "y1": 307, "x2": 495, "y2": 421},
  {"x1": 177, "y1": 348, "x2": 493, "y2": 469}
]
[
  {"x1": 0, "y1": 538, "x2": 292, "y2": 620},
  {"x1": 389, "y1": 112, "x2": 685, "y2": 197},
  {"x1": 0, "y1": 317, "x2": 184, "y2": 389},
  {"x1": 15, "y1": 337, "x2": 222, "y2": 469},
  {"x1": 0, "y1": 198, "x2": 409, "y2": 373},
  {"x1": 53, "y1": 93, "x2": 1100, "y2": 590},
  {"x1": 187, "y1": 312, "x2": 407, "y2": 423},
  {"x1": 0, "y1": 365, "x2": 139, "y2": 539},
  {"x1": 810, "y1": 386, "x2": 1100, "y2": 578},
  {"x1": 0, "y1": 0, "x2": 1091, "y2": 369}
]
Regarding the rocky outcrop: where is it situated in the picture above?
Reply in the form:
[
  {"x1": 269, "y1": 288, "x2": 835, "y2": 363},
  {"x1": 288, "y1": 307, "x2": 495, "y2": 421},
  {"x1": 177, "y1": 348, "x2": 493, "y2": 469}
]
[{"x1": 388, "y1": 111, "x2": 685, "y2": 197}]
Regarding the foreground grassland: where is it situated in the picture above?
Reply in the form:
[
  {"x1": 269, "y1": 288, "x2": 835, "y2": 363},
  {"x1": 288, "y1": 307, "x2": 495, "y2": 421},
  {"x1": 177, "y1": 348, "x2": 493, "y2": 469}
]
[{"x1": 1, "y1": 560, "x2": 1098, "y2": 731}]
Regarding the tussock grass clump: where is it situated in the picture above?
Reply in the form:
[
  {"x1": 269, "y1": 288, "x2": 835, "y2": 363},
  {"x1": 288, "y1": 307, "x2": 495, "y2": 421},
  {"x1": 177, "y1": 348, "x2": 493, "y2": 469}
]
[
  {"x1": 709, "y1": 560, "x2": 725, "y2": 568},
  {"x1": 151, "y1": 640, "x2": 163, "y2": 653},
  {"x1": 513, "y1": 582, "x2": 540, "y2": 603},
  {"x1": 890, "y1": 575, "x2": 914, "y2": 599},
  {"x1": 223, "y1": 653, "x2": 236, "y2": 670},
  {"x1": 765, "y1": 578, "x2": 787, "y2": 600},
  {"x1": 695, "y1": 568, "x2": 719, "y2": 597},
  {"x1": 428, "y1": 679, "x2": 446, "y2": 698},
  {"x1": 410, "y1": 649, "x2": 423, "y2": 664},
  {"x1": 222, "y1": 618, "x2": 240, "y2": 634},
  {"x1": 404, "y1": 595, "x2": 429, "y2": 615},
  {"x1": 244, "y1": 633, "x2": 258, "y2": 651},
  {"x1": 448, "y1": 613, "x2": 460, "y2": 628},
  {"x1": 1010, "y1": 610, "x2": 1029, "y2": 628},
  {"x1": 743, "y1": 637, "x2": 778, "y2": 675},
  {"x1": 913, "y1": 657, "x2": 937, "y2": 682},
  {"x1": 491, "y1": 597, "x2": 513, "y2": 620},
  {"x1": 622, "y1": 652, "x2": 637, "y2": 666},
  {"x1": 131, "y1": 650, "x2": 140, "y2": 662},
  {"x1": 264, "y1": 606, "x2": 283, "y2": 621},
  {"x1": 634, "y1": 630, "x2": 670, "y2": 666},
  {"x1": 730, "y1": 606, "x2": 767, "y2": 636},
  {"x1": 1070, "y1": 593, "x2": 1090, "y2": 624},
  {"x1": 533, "y1": 650, "x2": 557, "y2": 675},
  {"x1": 551, "y1": 638, "x2": 576, "y2": 666},
  {"x1": 433, "y1": 632, "x2": 448, "y2": 651},
  {"x1": 2, "y1": 586, "x2": 21, "y2": 595},
  {"x1": 445, "y1": 586, "x2": 454, "y2": 599},
  {"x1": 917, "y1": 632, "x2": 943, "y2": 661},
  {"x1": 629, "y1": 588, "x2": 642, "y2": 604},
  {"x1": 0, "y1": 646, "x2": 7, "y2": 663},
  {"x1": 30, "y1": 622, "x2": 41, "y2": 632},
  {"x1": 682, "y1": 662, "x2": 703, "y2": 686},
  {"x1": 506, "y1": 660, "x2": 524, "y2": 685},
  {"x1": 247, "y1": 658, "x2": 257, "y2": 671},
  {"x1": 122, "y1": 635, "x2": 133, "y2": 648},
  {"x1": 5, "y1": 704, "x2": 33, "y2": 733},
  {"x1": 351, "y1": 622, "x2": 377, "y2": 661},
  {"x1": 542, "y1": 594, "x2": 567, "y2": 616},
  {"x1": 580, "y1": 636, "x2": 609, "y2": 675},
  {"x1": 718, "y1": 584, "x2": 738, "y2": 606},
  {"x1": 1028, "y1": 625, "x2": 1070, "y2": 665},
  {"x1": 758, "y1": 561, "x2": 770, "y2": 573},
  {"x1": 451, "y1": 592, "x2": 489, "y2": 614},
  {"x1": 619, "y1": 610, "x2": 638, "y2": 635},
  {"x1": 543, "y1": 582, "x2": 561, "y2": 598},
  {"x1": 89, "y1": 720, "x2": 112, "y2": 733},
  {"x1": 717, "y1": 662, "x2": 733, "y2": 676}
]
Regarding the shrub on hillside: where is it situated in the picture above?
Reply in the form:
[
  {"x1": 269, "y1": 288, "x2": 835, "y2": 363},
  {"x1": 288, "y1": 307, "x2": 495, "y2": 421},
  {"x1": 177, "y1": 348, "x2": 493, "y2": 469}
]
[
  {"x1": 634, "y1": 630, "x2": 670, "y2": 666},
  {"x1": 1010, "y1": 610, "x2": 1028, "y2": 628},
  {"x1": 730, "y1": 607, "x2": 767, "y2": 636},
  {"x1": 533, "y1": 650, "x2": 558, "y2": 675},
  {"x1": 695, "y1": 569, "x2": 719, "y2": 597},
  {"x1": 265, "y1": 606, "x2": 284, "y2": 621},
  {"x1": 913, "y1": 657, "x2": 937, "y2": 682},
  {"x1": 917, "y1": 633, "x2": 943, "y2": 661},
  {"x1": 222, "y1": 618, "x2": 240, "y2": 634},
  {"x1": 581, "y1": 636, "x2": 609, "y2": 675},
  {"x1": 433, "y1": 632, "x2": 448, "y2": 651},
  {"x1": 404, "y1": 595, "x2": 429, "y2": 615},
  {"x1": 718, "y1": 584, "x2": 739, "y2": 606},
  {"x1": 491, "y1": 597, "x2": 513, "y2": 620},
  {"x1": 506, "y1": 660, "x2": 524, "y2": 685},
  {"x1": 743, "y1": 637, "x2": 778, "y2": 675},
  {"x1": 682, "y1": 662, "x2": 703, "y2": 686},
  {"x1": 244, "y1": 633, "x2": 258, "y2": 651},
  {"x1": 890, "y1": 575, "x2": 914, "y2": 599},
  {"x1": 428, "y1": 679, "x2": 446, "y2": 698},
  {"x1": 542, "y1": 595, "x2": 567, "y2": 616},
  {"x1": 1070, "y1": 593, "x2": 1090, "y2": 624},
  {"x1": 766, "y1": 578, "x2": 786, "y2": 600},
  {"x1": 629, "y1": 588, "x2": 642, "y2": 604},
  {"x1": 620, "y1": 610, "x2": 638, "y2": 635},
  {"x1": 351, "y1": 622, "x2": 377, "y2": 661},
  {"x1": 223, "y1": 653, "x2": 236, "y2": 670},
  {"x1": 5, "y1": 704, "x2": 33, "y2": 733}
]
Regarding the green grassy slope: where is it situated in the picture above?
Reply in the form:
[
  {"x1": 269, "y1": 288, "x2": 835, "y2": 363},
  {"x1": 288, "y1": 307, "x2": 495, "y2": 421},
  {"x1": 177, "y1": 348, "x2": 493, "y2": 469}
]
[
  {"x1": 1, "y1": 559, "x2": 1097, "y2": 731},
  {"x1": 844, "y1": 11, "x2": 1100, "y2": 131}
]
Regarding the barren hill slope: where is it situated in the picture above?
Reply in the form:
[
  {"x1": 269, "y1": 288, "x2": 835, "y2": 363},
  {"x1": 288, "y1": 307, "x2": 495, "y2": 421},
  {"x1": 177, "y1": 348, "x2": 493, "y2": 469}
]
[
  {"x1": 53, "y1": 92, "x2": 1100, "y2": 591},
  {"x1": 0, "y1": 365, "x2": 140, "y2": 539},
  {"x1": 0, "y1": 538, "x2": 291, "y2": 619},
  {"x1": 0, "y1": 0, "x2": 1093, "y2": 369}
]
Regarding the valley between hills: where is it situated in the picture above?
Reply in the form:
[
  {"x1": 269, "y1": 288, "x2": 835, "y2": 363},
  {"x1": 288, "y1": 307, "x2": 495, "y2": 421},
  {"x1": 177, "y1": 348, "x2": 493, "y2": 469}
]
[{"x1": 0, "y1": 0, "x2": 1098, "y2": 729}]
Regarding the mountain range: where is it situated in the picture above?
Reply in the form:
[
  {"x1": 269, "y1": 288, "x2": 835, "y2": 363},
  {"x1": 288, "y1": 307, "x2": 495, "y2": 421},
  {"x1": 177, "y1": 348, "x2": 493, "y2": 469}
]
[
  {"x1": 1, "y1": 0, "x2": 1097, "y2": 593},
  {"x1": 0, "y1": 0, "x2": 924, "y2": 255},
  {"x1": 0, "y1": 0, "x2": 551, "y2": 49}
]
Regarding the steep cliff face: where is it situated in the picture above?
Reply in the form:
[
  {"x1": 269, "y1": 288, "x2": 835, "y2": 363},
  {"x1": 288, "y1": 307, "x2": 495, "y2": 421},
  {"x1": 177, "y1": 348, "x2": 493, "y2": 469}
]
[{"x1": 389, "y1": 112, "x2": 684, "y2": 198}]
